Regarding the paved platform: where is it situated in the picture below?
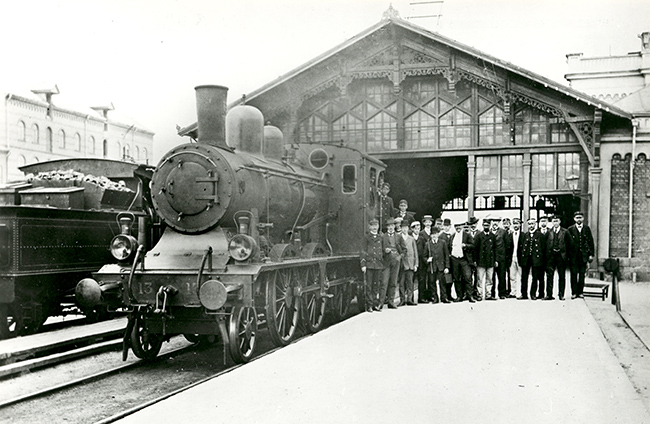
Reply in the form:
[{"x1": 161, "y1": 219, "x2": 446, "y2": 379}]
[{"x1": 117, "y1": 296, "x2": 650, "y2": 424}]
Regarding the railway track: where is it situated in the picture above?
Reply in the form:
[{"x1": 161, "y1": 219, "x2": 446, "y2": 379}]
[{"x1": 0, "y1": 304, "x2": 363, "y2": 424}]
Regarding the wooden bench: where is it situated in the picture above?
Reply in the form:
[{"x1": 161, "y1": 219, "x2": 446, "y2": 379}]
[{"x1": 583, "y1": 282, "x2": 609, "y2": 301}]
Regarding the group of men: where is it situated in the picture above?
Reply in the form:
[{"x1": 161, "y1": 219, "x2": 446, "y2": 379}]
[{"x1": 360, "y1": 182, "x2": 595, "y2": 312}]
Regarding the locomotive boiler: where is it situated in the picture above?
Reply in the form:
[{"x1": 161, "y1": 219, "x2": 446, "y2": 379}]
[{"x1": 76, "y1": 85, "x2": 386, "y2": 363}]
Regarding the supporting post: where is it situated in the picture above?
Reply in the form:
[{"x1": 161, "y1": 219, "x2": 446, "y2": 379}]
[
  {"x1": 522, "y1": 154, "x2": 532, "y2": 225},
  {"x1": 467, "y1": 155, "x2": 476, "y2": 219}
]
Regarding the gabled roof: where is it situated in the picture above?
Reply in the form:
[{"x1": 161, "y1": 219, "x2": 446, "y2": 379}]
[
  {"x1": 244, "y1": 16, "x2": 631, "y2": 119},
  {"x1": 180, "y1": 15, "x2": 631, "y2": 136}
]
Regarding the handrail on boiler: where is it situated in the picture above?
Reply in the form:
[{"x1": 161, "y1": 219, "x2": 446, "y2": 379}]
[{"x1": 127, "y1": 245, "x2": 146, "y2": 303}]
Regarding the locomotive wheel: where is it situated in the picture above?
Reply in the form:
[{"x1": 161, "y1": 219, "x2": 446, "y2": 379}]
[
  {"x1": 265, "y1": 269, "x2": 299, "y2": 346},
  {"x1": 130, "y1": 316, "x2": 163, "y2": 360},
  {"x1": 331, "y1": 283, "x2": 352, "y2": 321},
  {"x1": 228, "y1": 306, "x2": 257, "y2": 364},
  {"x1": 301, "y1": 266, "x2": 326, "y2": 333}
]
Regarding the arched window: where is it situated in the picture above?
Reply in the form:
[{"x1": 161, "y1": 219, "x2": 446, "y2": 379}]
[
  {"x1": 367, "y1": 111, "x2": 397, "y2": 152},
  {"x1": 135, "y1": 146, "x2": 140, "y2": 161},
  {"x1": 439, "y1": 108, "x2": 471, "y2": 148},
  {"x1": 46, "y1": 127, "x2": 53, "y2": 152},
  {"x1": 59, "y1": 129, "x2": 66, "y2": 149},
  {"x1": 18, "y1": 121, "x2": 26, "y2": 142},
  {"x1": 32, "y1": 124, "x2": 40, "y2": 144},
  {"x1": 88, "y1": 136, "x2": 95, "y2": 154},
  {"x1": 116, "y1": 142, "x2": 121, "y2": 159},
  {"x1": 405, "y1": 110, "x2": 436, "y2": 150},
  {"x1": 103, "y1": 139, "x2": 108, "y2": 157},
  {"x1": 74, "y1": 133, "x2": 81, "y2": 151},
  {"x1": 123, "y1": 144, "x2": 130, "y2": 159},
  {"x1": 332, "y1": 113, "x2": 363, "y2": 150},
  {"x1": 479, "y1": 106, "x2": 506, "y2": 146},
  {"x1": 142, "y1": 148, "x2": 148, "y2": 163}
]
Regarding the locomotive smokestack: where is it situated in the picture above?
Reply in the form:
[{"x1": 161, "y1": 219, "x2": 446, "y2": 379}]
[{"x1": 195, "y1": 85, "x2": 229, "y2": 149}]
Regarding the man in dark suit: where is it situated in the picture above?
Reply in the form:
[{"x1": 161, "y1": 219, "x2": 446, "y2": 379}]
[
  {"x1": 501, "y1": 218, "x2": 515, "y2": 297},
  {"x1": 536, "y1": 215, "x2": 550, "y2": 299},
  {"x1": 395, "y1": 199, "x2": 415, "y2": 227},
  {"x1": 566, "y1": 211, "x2": 594, "y2": 299},
  {"x1": 449, "y1": 222, "x2": 475, "y2": 302},
  {"x1": 465, "y1": 216, "x2": 480, "y2": 300},
  {"x1": 426, "y1": 227, "x2": 450, "y2": 303},
  {"x1": 410, "y1": 220, "x2": 427, "y2": 303},
  {"x1": 518, "y1": 217, "x2": 545, "y2": 300},
  {"x1": 491, "y1": 218, "x2": 508, "y2": 299},
  {"x1": 474, "y1": 218, "x2": 497, "y2": 301},
  {"x1": 380, "y1": 218, "x2": 405, "y2": 309},
  {"x1": 544, "y1": 215, "x2": 568, "y2": 300},
  {"x1": 360, "y1": 218, "x2": 384, "y2": 312},
  {"x1": 378, "y1": 182, "x2": 395, "y2": 234},
  {"x1": 417, "y1": 215, "x2": 433, "y2": 303}
]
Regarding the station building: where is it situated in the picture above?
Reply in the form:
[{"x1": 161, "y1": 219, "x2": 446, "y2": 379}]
[
  {"x1": 183, "y1": 9, "x2": 645, "y2": 278},
  {"x1": 0, "y1": 85, "x2": 154, "y2": 184}
]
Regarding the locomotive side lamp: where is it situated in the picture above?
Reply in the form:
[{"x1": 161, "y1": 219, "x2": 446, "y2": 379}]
[{"x1": 110, "y1": 213, "x2": 139, "y2": 261}]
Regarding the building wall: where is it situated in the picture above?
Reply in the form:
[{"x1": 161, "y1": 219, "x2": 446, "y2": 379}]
[
  {"x1": 599, "y1": 139, "x2": 650, "y2": 279},
  {"x1": 1, "y1": 93, "x2": 154, "y2": 183}
]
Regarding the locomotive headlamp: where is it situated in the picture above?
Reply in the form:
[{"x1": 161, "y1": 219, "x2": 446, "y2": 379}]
[
  {"x1": 110, "y1": 234, "x2": 139, "y2": 261},
  {"x1": 228, "y1": 234, "x2": 258, "y2": 262}
]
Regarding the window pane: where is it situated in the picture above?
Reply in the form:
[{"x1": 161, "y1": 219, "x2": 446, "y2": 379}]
[
  {"x1": 557, "y1": 152, "x2": 580, "y2": 189},
  {"x1": 333, "y1": 113, "x2": 364, "y2": 150},
  {"x1": 501, "y1": 155, "x2": 523, "y2": 191},
  {"x1": 531, "y1": 154, "x2": 554, "y2": 190},
  {"x1": 367, "y1": 111, "x2": 396, "y2": 152},
  {"x1": 440, "y1": 108, "x2": 471, "y2": 148},
  {"x1": 342, "y1": 165, "x2": 357, "y2": 194},
  {"x1": 405, "y1": 110, "x2": 436, "y2": 149},
  {"x1": 476, "y1": 156, "x2": 499, "y2": 192}
]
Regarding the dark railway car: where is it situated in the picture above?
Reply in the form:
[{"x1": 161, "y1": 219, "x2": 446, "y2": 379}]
[
  {"x1": 0, "y1": 159, "x2": 160, "y2": 338},
  {"x1": 77, "y1": 85, "x2": 385, "y2": 363}
]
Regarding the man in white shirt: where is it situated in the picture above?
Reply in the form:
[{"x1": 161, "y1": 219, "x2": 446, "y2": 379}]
[{"x1": 508, "y1": 218, "x2": 522, "y2": 298}]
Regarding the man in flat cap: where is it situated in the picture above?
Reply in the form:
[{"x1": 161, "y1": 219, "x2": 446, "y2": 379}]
[
  {"x1": 361, "y1": 218, "x2": 384, "y2": 312},
  {"x1": 418, "y1": 215, "x2": 434, "y2": 302},
  {"x1": 567, "y1": 211, "x2": 594, "y2": 299}
]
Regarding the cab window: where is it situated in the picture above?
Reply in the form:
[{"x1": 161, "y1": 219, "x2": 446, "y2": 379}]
[{"x1": 342, "y1": 164, "x2": 357, "y2": 194}]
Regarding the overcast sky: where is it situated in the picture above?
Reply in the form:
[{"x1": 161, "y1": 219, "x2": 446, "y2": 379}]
[{"x1": 2, "y1": 0, "x2": 648, "y2": 161}]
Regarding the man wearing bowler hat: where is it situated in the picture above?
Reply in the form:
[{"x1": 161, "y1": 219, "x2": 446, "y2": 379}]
[{"x1": 418, "y1": 215, "x2": 434, "y2": 302}]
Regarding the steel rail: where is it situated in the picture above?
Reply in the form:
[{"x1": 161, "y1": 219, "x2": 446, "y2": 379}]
[{"x1": 0, "y1": 343, "x2": 194, "y2": 409}]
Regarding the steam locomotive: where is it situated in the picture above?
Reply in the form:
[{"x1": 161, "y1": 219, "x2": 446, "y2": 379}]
[{"x1": 76, "y1": 85, "x2": 386, "y2": 363}]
